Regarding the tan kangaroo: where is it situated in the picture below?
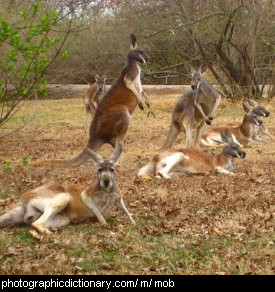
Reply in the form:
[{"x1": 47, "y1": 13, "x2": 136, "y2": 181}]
[
  {"x1": 30, "y1": 34, "x2": 150, "y2": 168},
  {"x1": 138, "y1": 131, "x2": 246, "y2": 178},
  {"x1": 83, "y1": 74, "x2": 107, "y2": 115},
  {"x1": 200, "y1": 104, "x2": 263, "y2": 147},
  {"x1": 160, "y1": 68, "x2": 221, "y2": 150},
  {"x1": 0, "y1": 146, "x2": 135, "y2": 235},
  {"x1": 224, "y1": 100, "x2": 272, "y2": 143}
]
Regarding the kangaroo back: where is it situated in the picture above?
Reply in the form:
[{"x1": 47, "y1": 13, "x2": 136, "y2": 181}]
[{"x1": 0, "y1": 205, "x2": 25, "y2": 228}]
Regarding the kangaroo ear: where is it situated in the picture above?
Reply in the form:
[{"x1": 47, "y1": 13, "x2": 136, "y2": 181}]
[
  {"x1": 130, "y1": 33, "x2": 137, "y2": 49},
  {"x1": 102, "y1": 74, "x2": 106, "y2": 82},
  {"x1": 248, "y1": 99, "x2": 256, "y2": 107},
  {"x1": 199, "y1": 64, "x2": 207, "y2": 74},
  {"x1": 94, "y1": 73, "x2": 99, "y2": 82},
  {"x1": 221, "y1": 130, "x2": 233, "y2": 144},
  {"x1": 242, "y1": 103, "x2": 250, "y2": 113},
  {"x1": 189, "y1": 65, "x2": 196, "y2": 74},
  {"x1": 84, "y1": 148, "x2": 104, "y2": 164},
  {"x1": 109, "y1": 144, "x2": 123, "y2": 165}
]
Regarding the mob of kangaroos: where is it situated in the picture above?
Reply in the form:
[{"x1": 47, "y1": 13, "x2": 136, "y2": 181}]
[{"x1": 0, "y1": 32, "x2": 272, "y2": 238}]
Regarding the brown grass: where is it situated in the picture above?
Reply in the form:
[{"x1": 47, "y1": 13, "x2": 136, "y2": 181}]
[{"x1": 0, "y1": 94, "x2": 274, "y2": 275}]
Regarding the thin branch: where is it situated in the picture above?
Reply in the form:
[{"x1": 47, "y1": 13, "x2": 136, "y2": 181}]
[{"x1": 144, "y1": 11, "x2": 226, "y2": 39}]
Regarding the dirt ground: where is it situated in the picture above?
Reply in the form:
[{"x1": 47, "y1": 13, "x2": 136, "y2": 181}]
[{"x1": 0, "y1": 93, "x2": 274, "y2": 275}]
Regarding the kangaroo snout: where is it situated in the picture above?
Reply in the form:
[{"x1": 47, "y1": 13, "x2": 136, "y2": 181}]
[
  {"x1": 103, "y1": 179, "x2": 110, "y2": 187},
  {"x1": 265, "y1": 112, "x2": 270, "y2": 117},
  {"x1": 240, "y1": 151, "x2": 246, "y2": 159}
]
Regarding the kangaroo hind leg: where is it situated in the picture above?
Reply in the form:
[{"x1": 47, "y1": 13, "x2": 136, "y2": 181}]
[{"x1": 31, "y1": 193, "x2": 70, "y2": 234}]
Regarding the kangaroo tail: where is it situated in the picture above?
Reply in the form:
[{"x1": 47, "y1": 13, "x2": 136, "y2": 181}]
[
  {"x1": 160, "y1": 121, "x2": 181, "y2": 151},
  {"x1": 29, "y1": 150, "x2": 90, "y2": 168},
  {"x1": 137, "y1": 161, "x2": 156, "y2": 177},
  {"x1": 0, "y1": 205, "x2": 25, "y2": 228}
]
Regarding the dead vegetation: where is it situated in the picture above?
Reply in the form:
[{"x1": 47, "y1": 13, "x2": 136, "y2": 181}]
[{"x1": 0, "y1": 94, "x2": 274, "y2": 275}]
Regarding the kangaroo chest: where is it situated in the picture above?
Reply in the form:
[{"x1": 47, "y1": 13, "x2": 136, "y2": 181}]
[
  {"x1": 68, "y1": 191, "x2": 117, "y2": 223},
  {"x1": 133, "y1": 65, "x2": 142, "y2": 95}
]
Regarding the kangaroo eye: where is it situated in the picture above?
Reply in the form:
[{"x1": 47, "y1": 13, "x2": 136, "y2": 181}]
[
  {"x1": 110, "y1": 168, "x2": 115, "y2": 173},
  {"x1": 98, "y1": 168, "x2": 104, "y2": 172}
]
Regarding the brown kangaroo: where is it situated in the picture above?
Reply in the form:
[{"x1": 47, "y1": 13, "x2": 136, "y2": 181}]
[
  {"x1": 138, "y1": 131, "x2": 246, "y2": 178},
  {"x1": 224, "y1": 100, "x2": 272, "y2": 143},
  {"x1": 160, "y1": 67, "x2": 221, "y2": 150},
  {"x1": 83, "y1": 74, "x2": 107, "y2": 115},
  {"x1": 30, "y1": 34, "x2": 150, "y2": 168},
  {"x1": 0, "y1": 145, "x2": 135, "y2": 236},
  {"x1": 200, "y1": 104, "x2": 263, "y2": 147}
]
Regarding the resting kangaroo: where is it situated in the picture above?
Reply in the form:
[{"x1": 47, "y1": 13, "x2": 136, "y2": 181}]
[
  {"x1": 30, "y1": 34, "x2": 150, "y2": 168},
  {"x1": 200, "y1": 104, "x2": 263, "y2": 147},
  {"x1": 138, "y1": 131, "x2": 246, "y2": 178},
  {"x1": 161, "y1": 68, "x2": 221, "y2": 150},
  {"x1": 83, "y1": 74, "x2": 107, "y2": 115},
  {"x1": 0, "y1": 146, "x2": 135, "y2": 235},
  {"x1": 244, "y1": 100, "x2": 272, "y2": 143}
]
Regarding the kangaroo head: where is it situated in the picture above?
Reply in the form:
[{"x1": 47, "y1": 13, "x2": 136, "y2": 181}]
[
  {"x1": 248, "y1": 100, "x2": 270, "y2": 117},
  {"x1": 84, "y1": 145, "x2": 122, "y2": 189},
  {"x1": 221, "y1": 130, "x2": 246, "y2": 159},
  {"x1": 190, "y1": 65, "x2": 206, "y2": 90},
  {"x1": 128, "y1": 34, "x2": 150, "y2": 64},
  {"x1": 242, "y1": 103, "x2": 263, "y2": 126},
  {"x1": 94, "y1": 74, "x2": 106, "y2": 92}
]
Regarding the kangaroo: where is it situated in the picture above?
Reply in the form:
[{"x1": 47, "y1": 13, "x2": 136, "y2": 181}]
[
  {"x1": 247, "y1": 100, "x2": 272, "y2": 143},
  {"x1": 160, "y1": 68, "x2": 221, "y2": 150},
  {"x1": 83, "y1": 74, "x2": 107, "y2": 115},
  {"x1": 224, "y1": 100, "x2": 272, "y2": 143},
  {"x1": 138, "y1": 131, "x2": 245, "y2": 178},
  {"x1": 200, "y1": 104, "x2": 263, "y2": 147},
  {"x1": 0, "y1": 146, "x2": 135, "y2": 236},
  {"x1": 30, "y1": 34, "x2": 150, "y2": 168}
]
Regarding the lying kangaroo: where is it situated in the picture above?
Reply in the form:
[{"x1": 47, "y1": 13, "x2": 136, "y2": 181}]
[
  {"x1": 83, "y1": 74, "x2": 107, "y2": 115},
  {"x1": 224, "y1": 100, "x2": 272, "y2": 143},
  {"x1": 0, "y1": 146, "x2": 135, "y2": 235},
  {"x1": 160, "y1": 67, "x2": 221, "y2": 150},
  {"x1": 138, "y1": 131, "x2": 245, "y2": 178},
  {"x1": 200, "y1": 104, "x2": 263, "y2": 147},
  {"x1": 30, "y1": 34, "x2": 150, "y2": 168}
]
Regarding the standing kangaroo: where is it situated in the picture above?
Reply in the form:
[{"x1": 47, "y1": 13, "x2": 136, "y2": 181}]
[
  {"x1": 0, "y1": 145, "x2": 135, "y2": 235},
  {"x1": 83, "y1": 74, "x2": 107, "y2": 115},
  {"x1": 138, "y1": 131, "x2": 246, "y2": 178},
  {"x1": 30, "y1": 34, "x2": 150, "y2": 168},
  {"x1": 201, "y1": 104, "x2": 263, "y2": 147},
  {"x1": 160, "y1": 67, "x2": 221, "y2": 150}
]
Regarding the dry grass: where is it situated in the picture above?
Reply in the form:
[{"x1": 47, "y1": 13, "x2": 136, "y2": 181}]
[{"x1": 0, "y1": 94, "x2": 274, "y2": 275}]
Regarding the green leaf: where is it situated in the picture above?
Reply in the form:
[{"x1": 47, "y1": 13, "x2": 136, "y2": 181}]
[
  {"x1": 7, "y1": 51, "x2": 17, "y2": 62},
  {"x1": 3, "y1": 162, "x2": 12, "y2": 173},
  {"x1": 22, "y1": 155, "x2": 29, "y2": 166},
  {"x1": 32, "y1": 3, "x2": 40, "y2": 16},
  {"x1": 50, "y1": 10, "x2": 59, "y2": 20},
  {"x1": 19, "y1": 87, "x2": 28, "y2": 96},
  {"x1": 40, "y1": 14, "x2": 51, "y2": 32},
  {"x1": 19, "y1": 8, "x2": 28, "y2": 18},
  {"x1": 11, "y1": 33, "x2": 20, "y2": 47},
  {"x1": 27, "y1": 26, "x2": 39, "y2": 39},
  {"x1": 38, "y1": 87, "x2": 48, "y2": 97},
  {"x1": 5, "y1": 65, "x2": 13, "y2": 73},
  {"x1": 62, "y1": 50, "x2": 69, "y2": 59}
]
